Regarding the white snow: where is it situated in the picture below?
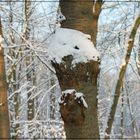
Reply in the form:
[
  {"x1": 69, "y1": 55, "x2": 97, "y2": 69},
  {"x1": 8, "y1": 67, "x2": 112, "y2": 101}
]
[
  {"x1": 121, "y1": 60, "x2": 126, "y2": 67},
  {"x1": 0, "y1": 35, "x2": 3, "y2": 44},
  {"x1": 62, "y1": 89, "x2": 76, "y2": 95},
  {"x1": 75, "y1": 92, "x2": 84, "y2": 98},
  {"x1": 58, "y1": 89, "x2": 76, "y2": 104},
  {"x1": 129, "y1": 38, "x2": 133, "y2": 42},
  {"x1": 59, "y1": 89, "x2": 88, "y2": 108},
  {"x1": 93, "y1": 0, "x2": 97, "y2": 13},
  {"x1": 48, "y1": 28, "x2": 100, "y2": 67},
  {"x1": 75, "y1": 92, "x2": 88, "y2": 108},
  {"x1": 136, "y1": 55, "x2": 140, "y2": 68}
]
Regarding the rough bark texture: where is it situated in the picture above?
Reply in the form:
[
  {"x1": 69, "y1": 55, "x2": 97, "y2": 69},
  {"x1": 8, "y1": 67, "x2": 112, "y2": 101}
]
[
  {"x1": 60, "y1": 0, "x2": 102, "y2": 47},
  {"x1": 0, "y1": 18, "x2": 10, "y2": 138},
  {"x1": 52, "y1": 55, "x2": 100, "y2": 139}
]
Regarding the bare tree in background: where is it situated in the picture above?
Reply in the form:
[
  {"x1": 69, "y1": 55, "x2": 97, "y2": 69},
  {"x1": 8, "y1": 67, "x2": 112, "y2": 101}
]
[{"x1": 22, "y1": 0, "x2": 34, "y2": 122}]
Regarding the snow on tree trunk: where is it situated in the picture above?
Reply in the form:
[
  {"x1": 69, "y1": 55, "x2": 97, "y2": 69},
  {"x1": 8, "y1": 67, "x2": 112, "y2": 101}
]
[
  {"x1": 48, "y1": 28, "x2": 100, "y2": 139},
  {"x1": 60, "y1": 0, "x2": 102, "y2": 47}
]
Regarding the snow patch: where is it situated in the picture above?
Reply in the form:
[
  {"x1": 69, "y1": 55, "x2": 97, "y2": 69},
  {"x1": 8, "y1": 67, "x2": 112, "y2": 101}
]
[
  {"x1": 0, "y1": 35, "x2": 4, "y2": 49},
  {"x1": 75, "y1": 92, "x2": 88, "y2": 108},
  {"x1": 0, "y1": 35, "x2": 3, "y2": 44},
  {"x1": 48, "y1": 28, "x2": 100, "y2": 67},
  {"x1": 121, "y1": 60, "x2": 126, "y2": 67},
  {"x1": 62, "y1": 89, "x2": 76, "y2": 95},
  {"x1": 59, "y1": 89, "x2": 88, "y2": 108},
  {"x1": 93, "y1": 0, "x2": 97, "y2": 13}
]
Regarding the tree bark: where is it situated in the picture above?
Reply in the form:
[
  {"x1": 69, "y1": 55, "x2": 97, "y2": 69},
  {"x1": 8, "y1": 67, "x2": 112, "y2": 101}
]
[
  {"x1": 0, "y1": 16, "x2": 10, "y2": 139},
  {"x1": 57, "y1": 1, "x2": 103, "y2": 139},
  {"x1": 7, "y1": 2, "x2": 20, "y2": 138},
  {"x1": 136, "y1": 35, "x2": 140, "y2": 75},
  {"x1": 60, "y1": 0, "x2": 102, "y2": 47},
  {"x1": 52, "y1": 57, "x2": 100, "y2": 139},
  {"x1": 22, "y1": 0, "x2": 35, "y2": 121}
]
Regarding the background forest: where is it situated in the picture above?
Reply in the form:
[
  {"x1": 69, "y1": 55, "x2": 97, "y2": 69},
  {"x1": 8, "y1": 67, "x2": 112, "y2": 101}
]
[{"x1": 0, "y1": 0, "x2": 140, "y2": 139}]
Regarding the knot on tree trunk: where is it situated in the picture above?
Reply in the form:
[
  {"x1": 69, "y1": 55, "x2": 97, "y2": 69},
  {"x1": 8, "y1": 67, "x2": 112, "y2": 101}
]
[{"x1": 59, "y1": 89, "x2": 87, "y2": 126}]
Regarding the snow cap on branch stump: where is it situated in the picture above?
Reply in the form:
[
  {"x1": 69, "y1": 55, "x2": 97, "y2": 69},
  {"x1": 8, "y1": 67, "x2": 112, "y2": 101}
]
[
  {"x1": 48, "y1": 28, "x2": 100, "y2": 67},
  {"x1": 59, "y1": 89, "x2": 88, "y2": 108},
  {"x1": 48, "y1": 28, "x2": 100, "y2": 89},
  {"x1": 48, "y1": 28, "x2": 100, "y2": 129}
]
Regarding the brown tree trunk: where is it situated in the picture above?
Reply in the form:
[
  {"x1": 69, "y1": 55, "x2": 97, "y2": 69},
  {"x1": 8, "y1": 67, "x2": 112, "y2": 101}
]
[
  {"x1": 0, "y1": 17, "x2": 10, "y2": 139},
  {"x1": 60, "y1": 0, "x2": 102, "y2": 46},
  {"x1": 56, "y1": 1, "x2": 103, "y2": 139},
  {"x1": 22, "y1": 0, "x2": 34, "y2": 121},
  {"x1": 52, "y1": 58, "x2": 100, "y2": 139}
]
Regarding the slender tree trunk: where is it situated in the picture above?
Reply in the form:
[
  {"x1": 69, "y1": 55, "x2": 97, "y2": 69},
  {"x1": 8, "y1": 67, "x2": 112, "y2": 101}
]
[
  {"x1": 0, "y1": 16, "x2": 10, "y2": 139},
  {"x1": 22, "y1": 0, "x2": 34, "y2": 122},
  {"x1": 7, "y1": 2, "x2": 20, "y2": 138},
  {"x1": 26, "y1": 55, "x2": 35, "y2": 121},
  {"x1": 125, "y1": 81, "x2": 137, "y2": 138},
  {"x1": 105, "y1": 11, "x2": 140, "y2": 138}
]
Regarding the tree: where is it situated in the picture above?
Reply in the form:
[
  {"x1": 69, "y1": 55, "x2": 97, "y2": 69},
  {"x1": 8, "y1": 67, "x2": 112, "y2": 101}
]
[
  {"x1": 6, "y1": 1, "x2": 20, "y2": 139},
  {"x1": 49, "y1": 0, "x2": 103, "y2": 139},
  {"x1": 0, "y1": 16, "x2": 10, "y2": 139},
  {"x1": 105, "y1": 10, "x2": 140, "y2": 138},
  {"x1": 22, "y1": 0, "x2": 34, "y2": 122}
]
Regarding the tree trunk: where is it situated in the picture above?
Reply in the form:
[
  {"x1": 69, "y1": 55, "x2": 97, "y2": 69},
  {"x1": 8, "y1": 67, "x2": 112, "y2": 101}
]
[
  {"x1": 52, "y1": 58, "x2": 100, "y2": 139},
  {"x1": 56, "y1": 1, "x2": 102, "y2": 139},
  {"x1": 60, "y1": 0, "x2": 102, "y2": 47},
  {"x1": 7, "y1": 2, "x2": 20, "y2": 138},
  {"x1": 0, "y1": 17, "x2": 10, "y2": 139}
]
